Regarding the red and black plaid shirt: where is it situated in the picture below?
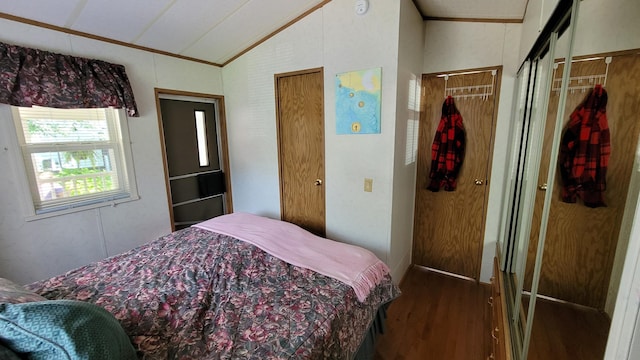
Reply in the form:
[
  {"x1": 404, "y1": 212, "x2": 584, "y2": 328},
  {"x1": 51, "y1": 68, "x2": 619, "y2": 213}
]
[
  {"x1": 428, "y1": 96, "x2": 466, "y2": 192},
  {"x1": 558, "y1": 84, "x2": 610, "y2": 207}
]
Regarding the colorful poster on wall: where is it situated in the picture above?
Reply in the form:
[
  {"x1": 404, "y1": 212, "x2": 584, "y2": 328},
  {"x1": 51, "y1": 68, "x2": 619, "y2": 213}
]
[{"x1": 335, "y1": 67, "x2": 381, "y2": 134}]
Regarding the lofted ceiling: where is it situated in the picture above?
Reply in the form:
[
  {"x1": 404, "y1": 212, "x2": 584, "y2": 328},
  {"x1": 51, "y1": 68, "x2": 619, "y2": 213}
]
[{"x1": 0, "y1": 0, "x2": 528, "y2": 67}]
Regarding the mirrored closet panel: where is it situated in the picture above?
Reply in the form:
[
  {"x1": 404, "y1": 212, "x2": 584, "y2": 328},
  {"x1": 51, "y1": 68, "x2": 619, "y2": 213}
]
[{"x1": 498, "y1": 0, "x2": 640, "y2": 359}]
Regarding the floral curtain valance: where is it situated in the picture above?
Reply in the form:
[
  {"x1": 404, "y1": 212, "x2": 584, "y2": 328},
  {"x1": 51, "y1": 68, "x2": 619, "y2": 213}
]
[{"x1": 0, "y1": 42, "x2": 139, "y2": 117}]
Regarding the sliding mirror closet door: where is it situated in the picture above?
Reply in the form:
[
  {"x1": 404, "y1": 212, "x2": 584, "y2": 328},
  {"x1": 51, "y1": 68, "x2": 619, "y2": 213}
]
[
  {"x1": 526, "y1": 1, "x2": 640, "y2": 359},
  {"x1": 522, "y1": 6, "x2": 584, "y2": 358},
  {"x1": 501, "y1": 0, "x2": 640, "y2": 358},
  {"x1": 518, "y1": 30, "x2": 570, "y2": 358},
  {"x1": 501, "y1": 58, "x2": 541, "y2": 354},
  {"x1": 500, "y1": 24, "x2": 572, "y2": 358},
  {"x1": 499, "y1": 1, "x2": 579, "y2": 358},
  {"x1": 501, "y1": 58, "x2": 532, "y2": 308}
]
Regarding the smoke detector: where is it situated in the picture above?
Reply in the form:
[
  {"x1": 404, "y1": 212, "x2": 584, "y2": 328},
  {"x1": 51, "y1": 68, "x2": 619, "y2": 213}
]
[{"x1": 355, "y1": 0, "x2": 369, "y2": 15}]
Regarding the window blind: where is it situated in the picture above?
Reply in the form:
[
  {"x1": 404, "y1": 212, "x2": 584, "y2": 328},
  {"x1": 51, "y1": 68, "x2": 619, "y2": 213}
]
[{"x1": 15, "y1": 107, "x2": 134, "y2": 214}]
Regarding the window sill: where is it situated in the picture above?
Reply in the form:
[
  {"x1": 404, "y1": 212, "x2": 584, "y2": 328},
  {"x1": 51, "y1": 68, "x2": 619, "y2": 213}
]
[{"x1": 24, "y1": 195, "x2": 140, "y2": 222}]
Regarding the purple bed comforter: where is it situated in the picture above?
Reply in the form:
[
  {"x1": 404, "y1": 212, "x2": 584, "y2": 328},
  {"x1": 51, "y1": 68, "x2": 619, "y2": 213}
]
[{"x1": 27, "y1": 227, "x2": 399, "y2": 359}]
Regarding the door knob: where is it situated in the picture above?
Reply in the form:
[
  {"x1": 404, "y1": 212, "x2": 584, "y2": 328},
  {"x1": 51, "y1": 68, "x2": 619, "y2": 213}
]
[
  {"x1": 538, "y1": 183, "x2": 548, "y2": 191},
  {"x1": 474, "y1": 179, "x2": 484, "y2": 186},
  {"x1": 315, "y1": 179, "x2": 323, "y2": 186}
]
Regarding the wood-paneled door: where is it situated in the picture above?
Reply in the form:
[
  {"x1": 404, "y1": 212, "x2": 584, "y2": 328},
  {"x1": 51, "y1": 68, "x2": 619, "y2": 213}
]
[
  {"x1": 413, "y1": 67, "x2": 502, "y2": 280},
  {"x1": 524, "y1": 51, "x2": 640, "y2": 309},
  {"x1": 275, "y1": 68, "x2": 325, "y2": 236}
]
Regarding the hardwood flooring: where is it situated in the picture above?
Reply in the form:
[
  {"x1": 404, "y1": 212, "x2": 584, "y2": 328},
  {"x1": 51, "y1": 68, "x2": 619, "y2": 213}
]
[
  {"x1": 372, "y1": 265, "x2": 611, "y2": 360},
  {"x1": 374, "y1": 266, "x2": 491, "y2": 360},
  {"x1": 527, "y1": 297, "x2": 610, "y2": 360}
]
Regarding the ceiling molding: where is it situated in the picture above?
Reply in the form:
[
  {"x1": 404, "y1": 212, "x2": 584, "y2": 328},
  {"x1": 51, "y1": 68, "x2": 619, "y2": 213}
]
[
  {"x1": 1, "y1": 1, "x2": 522, "y2": 68},
  {"x1": 424, "y1": 16, "x2": 523, "y2": 24},
  {"x1": 222, "y1": 0, "x2": 331, "y2": 67},
  {"x1": 0, "y1": 1, "x2": 333, "y2": 69},
  {"x1": 0, "y1": 12, "x2": 223, "y2": 67}
]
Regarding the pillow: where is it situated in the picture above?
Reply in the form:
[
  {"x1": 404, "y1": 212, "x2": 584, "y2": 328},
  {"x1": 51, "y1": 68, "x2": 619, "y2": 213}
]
[
  {"x1": 0, "y1": 300, "x2": 137, "y2": 360},
  {"x1": 0, "y1": 277, "x2": 47, "y2": 304}
]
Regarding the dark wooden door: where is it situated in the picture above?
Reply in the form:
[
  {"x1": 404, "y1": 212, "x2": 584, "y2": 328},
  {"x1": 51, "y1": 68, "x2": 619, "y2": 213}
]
[
  {"x1": 159, "y1": 97, "x2": 229, "y2": 230},
  {"x1": 413, "y1": 68, "x2": 501, "y2": 279},
  {"x1": 275, "y1": 69, "x2": 325, "y2": 236}
]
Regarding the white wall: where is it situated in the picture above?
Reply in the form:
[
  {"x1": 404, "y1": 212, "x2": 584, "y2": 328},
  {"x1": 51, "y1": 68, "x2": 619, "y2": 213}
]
[
  {"x1": 222, "y1": 0, "x2": 407, "y2": 278},
  {"x1": 322, "y1": 0, "x2": 401, "y2": 272},
  {"x1": 573, "y1": 0, "x2": 639, "y2": 58},
  {"x1": 0, "y1": 18, "x2": 224, "y2": 284},
  {"x1": 630, "y1": 301, "x2": 640, "y2": 359},
  {"x1": 388, "y1": 0, "x2": 424, "y2": 282},
  {"x1": 220, "y1": 10, "x2": 324, "y2": 220},
  {"x1": 518, "y1": 0, "x2": 560, "y2": 64},
  {"x1": 422, "y1": 21, "x2": 523, "y2": 282}
]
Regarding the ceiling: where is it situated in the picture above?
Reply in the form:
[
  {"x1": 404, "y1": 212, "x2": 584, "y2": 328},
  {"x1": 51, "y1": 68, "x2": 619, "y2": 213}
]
[
  {"x1": 0, "y1": 0, "x2": 528, "y2": 67},
  {"x1": 414, "y1": 0, "x2": 528, "y2": 20}
]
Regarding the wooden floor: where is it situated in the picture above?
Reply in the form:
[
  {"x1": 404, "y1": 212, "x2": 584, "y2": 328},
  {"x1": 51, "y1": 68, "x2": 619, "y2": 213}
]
[
  {"x1": 373, "y1": 265, "x2": 611, "y2": 360},
  {"x1": 374, "y1": 266, "x2": 491, "y2": 360},
  {"x1": 527, "y1": 297, "x2": 610, "y2": 360}
]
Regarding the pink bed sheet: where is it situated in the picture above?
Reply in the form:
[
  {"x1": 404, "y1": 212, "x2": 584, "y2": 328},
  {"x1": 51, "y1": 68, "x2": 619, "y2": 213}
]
[{"x1": 194, "y1": 212, "x2": 390, "y2": 302}]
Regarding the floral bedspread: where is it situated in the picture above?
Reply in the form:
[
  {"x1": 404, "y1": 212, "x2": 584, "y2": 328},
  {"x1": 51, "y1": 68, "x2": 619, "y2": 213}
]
[{"x1": 27, "y1": 227, "x2": 400, "y2": 359}]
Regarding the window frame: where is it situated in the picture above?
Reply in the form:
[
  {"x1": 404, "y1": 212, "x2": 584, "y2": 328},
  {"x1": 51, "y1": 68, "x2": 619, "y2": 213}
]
[{"x1": 9, "y1": 106, "x2": 139, "y2": 220}]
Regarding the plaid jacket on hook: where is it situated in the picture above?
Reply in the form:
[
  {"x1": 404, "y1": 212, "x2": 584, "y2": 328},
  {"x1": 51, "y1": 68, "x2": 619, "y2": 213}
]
[
  {"x1": 558, "y1": 84, "x2": 610, "y2": 208},
  {"x1": 428, "y1": 96, "x2": 466, "y2": 192}
]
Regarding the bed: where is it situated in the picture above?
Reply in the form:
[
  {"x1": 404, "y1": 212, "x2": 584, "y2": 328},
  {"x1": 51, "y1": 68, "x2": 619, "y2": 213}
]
[{"x1": 0, "y1": 213, "x2": 400, "y2": 359}]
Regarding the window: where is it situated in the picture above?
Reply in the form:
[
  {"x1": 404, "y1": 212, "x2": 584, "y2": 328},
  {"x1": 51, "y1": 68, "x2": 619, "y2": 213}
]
[
  {"x1": 12, "y1": 107, "x2": 138, "y2": 216},
  {"x1": 194, "y1": 110, "x2": 210, "y2": 167}
]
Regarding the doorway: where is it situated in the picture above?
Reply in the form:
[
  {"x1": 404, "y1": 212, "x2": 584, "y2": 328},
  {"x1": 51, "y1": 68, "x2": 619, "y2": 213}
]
[
  {"x1": 413, "y1": 67, "x2": 502, "y2": 280},
  {"x1": 156, "y1": 89, "x2": 233, "y2": 231},
  {"x1": 274, "y1": 68, "x2": 325, "y2": 236}
]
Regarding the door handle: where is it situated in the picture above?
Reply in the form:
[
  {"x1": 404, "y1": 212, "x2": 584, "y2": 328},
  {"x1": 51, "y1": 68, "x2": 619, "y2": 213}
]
[
  {"x1": 474, "y1": 179, "x2": 484, "y2": 186},
  {"x1": 538, "y1": 183, "x2": 548, "y2": 191},
  {"x1": 315, "y1": 179, "x2": 323, "y2": 186}
]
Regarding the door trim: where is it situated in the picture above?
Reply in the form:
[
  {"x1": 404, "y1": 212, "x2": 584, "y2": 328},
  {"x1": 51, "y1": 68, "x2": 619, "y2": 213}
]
[
  {"x1": 274, "y1": 67, "x2": 325, "y2": 232},
  {"x1": 154, "y1": 88, "x2": 233, "y2": 231}
]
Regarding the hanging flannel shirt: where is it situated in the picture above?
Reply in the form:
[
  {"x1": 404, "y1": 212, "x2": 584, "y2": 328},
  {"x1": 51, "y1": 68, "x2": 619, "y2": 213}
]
[
  {"x1": 427, "y1": 96, "x2": 466, "y2": 192},
  {"x1": 558, "y1": 84, "x2": 610, "y2": 208}
]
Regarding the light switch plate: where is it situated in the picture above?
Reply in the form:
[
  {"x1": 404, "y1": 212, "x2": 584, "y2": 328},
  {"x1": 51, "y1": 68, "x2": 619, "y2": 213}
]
[{"x1": 364, "y1": 178, "x2": 373, "y2": 192}]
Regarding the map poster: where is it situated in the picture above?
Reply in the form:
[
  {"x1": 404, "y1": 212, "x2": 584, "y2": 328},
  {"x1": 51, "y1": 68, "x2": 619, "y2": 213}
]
[{"x1": 335, "y1": 67, "x2": 381, "y2": 134}]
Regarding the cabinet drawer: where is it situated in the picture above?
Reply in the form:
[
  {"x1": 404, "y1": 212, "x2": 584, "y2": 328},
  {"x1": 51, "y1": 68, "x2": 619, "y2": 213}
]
[{"x1": 489, "y1": 257, "x2": 511, "y2": 360}]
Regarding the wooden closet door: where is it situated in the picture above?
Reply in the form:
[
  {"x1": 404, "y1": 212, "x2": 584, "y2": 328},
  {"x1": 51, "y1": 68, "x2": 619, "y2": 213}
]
[
  {"x1": 275, "y1": 68, "x2": 325, "y2": 236},
  {"x1": 524, "y1": 52, "x2": 640, "y2": 309},
  {"x1": 412, "y1": 68, "x2": 501, "y2": 279}
]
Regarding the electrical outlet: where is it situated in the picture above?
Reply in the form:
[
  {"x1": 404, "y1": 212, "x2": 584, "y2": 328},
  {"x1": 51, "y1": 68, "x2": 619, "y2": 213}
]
[{"x1": 364, "y1": 178, "x2": 373, "y2": 192}]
